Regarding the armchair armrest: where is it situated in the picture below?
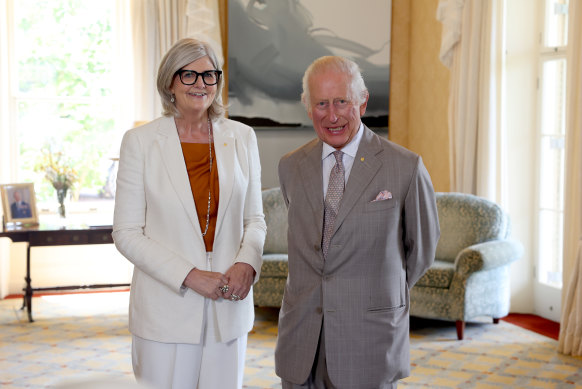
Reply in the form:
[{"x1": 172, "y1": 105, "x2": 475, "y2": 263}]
[{"x1": 455, "y1": 239, "x2": 524, "y2": 276}]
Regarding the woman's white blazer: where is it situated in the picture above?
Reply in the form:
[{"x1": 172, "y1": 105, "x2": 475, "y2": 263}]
[{"x1": 112, "y1": 116, "x2": 266, "y2": 344}]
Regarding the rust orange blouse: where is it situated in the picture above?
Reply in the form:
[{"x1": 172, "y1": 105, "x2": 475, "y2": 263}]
[{"x1": 180, "y1": 142, "x2": 219, "y2": 252}]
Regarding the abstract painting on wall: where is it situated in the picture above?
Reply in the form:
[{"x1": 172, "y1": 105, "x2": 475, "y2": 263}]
[{"x1": 228, "y1": 0, "x2": 391, "y2": 127}]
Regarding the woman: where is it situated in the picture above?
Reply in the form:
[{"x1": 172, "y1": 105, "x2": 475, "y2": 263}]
[{"x1": 113, "y1": 38, "x2": 266, "y2": 389}]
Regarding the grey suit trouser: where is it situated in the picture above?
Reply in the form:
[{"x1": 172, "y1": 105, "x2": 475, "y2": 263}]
[{"x1": 281, "y1": 322, "x2": 398, "y2": 389}]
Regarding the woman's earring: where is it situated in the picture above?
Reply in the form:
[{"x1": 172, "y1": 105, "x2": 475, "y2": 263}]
[{"x1": 170, "y1": 95, "x2": 175, "y2": 103}]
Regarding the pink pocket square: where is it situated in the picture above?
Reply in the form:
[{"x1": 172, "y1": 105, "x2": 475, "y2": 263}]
[{"x1": 372, "y1": 190, "x2": 392, "y2": 202}]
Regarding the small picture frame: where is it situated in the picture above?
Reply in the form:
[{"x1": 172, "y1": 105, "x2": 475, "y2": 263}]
[{"x1": 0, "y1": 183, "x2": 39, "y2": 225}]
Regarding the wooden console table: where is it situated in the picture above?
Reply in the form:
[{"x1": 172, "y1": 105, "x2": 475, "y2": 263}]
[{"x1": 0, "y1": 224, "x2": 130, "y2": 322}]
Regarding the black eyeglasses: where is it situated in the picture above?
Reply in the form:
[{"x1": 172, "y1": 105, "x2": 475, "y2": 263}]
[{"x1": 175, "y1": 69, "x2": 222, "y2": 86}]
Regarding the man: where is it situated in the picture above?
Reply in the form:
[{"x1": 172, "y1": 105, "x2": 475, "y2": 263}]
[
  {"x1": 275, "y1": 56, "x2": 440, "y2": 388},
  {"x1": 10, "y1": 190, "x2": 32, "y2": 219}
]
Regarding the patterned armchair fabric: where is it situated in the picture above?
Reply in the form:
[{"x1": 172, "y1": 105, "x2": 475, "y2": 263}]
[
  {"x1": 253, "y1": 187, "x2": 288, "y2": 308},
  {"x1": 253, "y1": 189, "x2": 523, "y2": 341},
  {"x1": 410, "y1": 192, "x2": 523, "y2": 339}
]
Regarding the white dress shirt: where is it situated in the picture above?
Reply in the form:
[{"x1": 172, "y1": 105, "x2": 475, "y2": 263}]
[{"x1": 321, "y1": 122, "x2": 364, "y2": 198}]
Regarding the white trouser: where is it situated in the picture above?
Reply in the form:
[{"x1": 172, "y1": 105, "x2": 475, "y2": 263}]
[{"x1": 131, "y1": 253, "x2": 247, "y2": 389}]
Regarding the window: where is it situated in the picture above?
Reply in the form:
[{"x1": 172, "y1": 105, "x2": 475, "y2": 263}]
[
  {"x1": 6, "y1": 0, "x2": 132, "y2": 215},
  {"x1": 536, "y1": 0, "x2": 569, "y2": 287}
]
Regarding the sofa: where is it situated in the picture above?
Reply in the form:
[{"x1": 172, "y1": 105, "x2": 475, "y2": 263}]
[{"x1": 253, "y1": 188, "x2": 523, "y2": 340}]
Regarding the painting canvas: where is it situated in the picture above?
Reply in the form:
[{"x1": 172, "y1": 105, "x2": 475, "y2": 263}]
[
  {"x1": 1, "y1": 183, "x2": 38, "y2": 225},
  {"x1": 228, "y1": 0, "x2": 391, "y2": 126}
]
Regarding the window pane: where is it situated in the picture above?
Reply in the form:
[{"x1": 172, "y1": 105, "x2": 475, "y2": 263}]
[
  {"x1": 538, "y1": 135, "x2": 565, "y2": 210},
  {"x1": 538, "y1": 58, "x2": 566, "y2": 212},
  {"x1": 537, "y1": 46, "x2": 567, "y2": 288},
  {"x1": 537, "y1": 209, "x2": 563, "y2": 287},
  {"x1": 14, "y1": 0, "x2": 115, "y2": 97},
  {"x1": 540, "y1": 59, "x2": 567, "y2": 137},
  {"x1": 16, "y1": 100, "x2": 117, "y2": 202},
  {"x1": 543, "y1": 0, "x2": 569, "y2": 47},
  {"x1": 13, "y1": 0, "x2": 118, "y2": 206}
]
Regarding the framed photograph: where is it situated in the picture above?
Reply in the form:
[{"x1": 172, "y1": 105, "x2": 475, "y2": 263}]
[{"x1": 0, "y1": 183, "x2": 39, "y2": 225}]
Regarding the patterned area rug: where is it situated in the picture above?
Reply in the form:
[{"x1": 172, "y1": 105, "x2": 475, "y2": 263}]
[
  {"x1": 1, "y1": 292, "x2": 581, "y2": 389},
  {"x1": 405, "y1": 317, "x2": 582, "y2": 388}
]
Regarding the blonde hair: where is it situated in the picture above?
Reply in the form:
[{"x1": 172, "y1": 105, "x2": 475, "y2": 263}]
[
  {"x1": 157, "y1": 38, "x2": 225, "y2": 119},
  {"x1": 301, "y1": 56, "x2": 368, "y2": 112}
]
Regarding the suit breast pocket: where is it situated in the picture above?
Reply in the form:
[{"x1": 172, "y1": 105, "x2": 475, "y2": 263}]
[
  {"x1": 364, "y1": 199, "x2": 398, "y2": 212},
  {"x1": 345, "y1": 198, "x2": 400, "y2": 239}
]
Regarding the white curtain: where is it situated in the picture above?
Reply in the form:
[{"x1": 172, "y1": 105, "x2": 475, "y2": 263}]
[
  {"x1": 130, "y1": 0, "x2": 223, "y2": 123},
  {"x1": 0, "y1": 0, "x2": 12, "y2": 298},
  {"x1": 437, "y1": 0, "x2": 505, "y2": 204},
  {"x1": 558, "y1": 0, "x2": 582, "y2": 356},
  {"x1": 131, "y1": 0, "x2": 186, "y2": 121},
  {"x1": 186, "y1": 0, "x2": 223, "y2": 65}
]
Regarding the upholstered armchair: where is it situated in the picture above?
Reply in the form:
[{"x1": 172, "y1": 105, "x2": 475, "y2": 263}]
[
  {"x1": 253, "y1": 187, "x2": 288, "y2": 308},
  {"x1": 410, "y1": 192, "x2": 523, "y2": 340}
]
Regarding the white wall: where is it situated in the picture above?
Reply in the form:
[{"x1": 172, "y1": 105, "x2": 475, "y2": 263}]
[
  {"x1": 504, "y1": 0, "x2": 538, "y2": 315},
  {"x1": 256, "y1": 127, "x2": 317, "y2": 189}
]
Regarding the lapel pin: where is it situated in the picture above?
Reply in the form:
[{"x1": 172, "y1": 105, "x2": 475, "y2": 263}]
[{"x1": 361, "y1": 157, "x2": 365, "y2": 162}]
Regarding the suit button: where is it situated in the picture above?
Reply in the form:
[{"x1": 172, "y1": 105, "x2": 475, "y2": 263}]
[{"x1": 316, "y1": 307, "x2": 322, "y2": 314}]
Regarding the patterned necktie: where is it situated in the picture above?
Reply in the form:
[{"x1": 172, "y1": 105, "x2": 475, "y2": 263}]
[{"x1": 322, "y1": 151, "x2": 345, "y2": 258}]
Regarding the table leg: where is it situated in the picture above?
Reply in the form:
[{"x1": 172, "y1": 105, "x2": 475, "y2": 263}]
[{"x1": 24, "y1": 243, "x2": 33, "y2": 322}]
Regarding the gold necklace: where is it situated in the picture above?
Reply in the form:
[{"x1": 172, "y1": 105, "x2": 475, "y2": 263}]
[{"x1": 202, "y1": 118, "x2": 212, "y2": 237}]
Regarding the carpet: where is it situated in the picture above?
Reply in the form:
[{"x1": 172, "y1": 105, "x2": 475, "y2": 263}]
[{"x1": 1, "y1": 293, "x2": 581, "y2": 389}]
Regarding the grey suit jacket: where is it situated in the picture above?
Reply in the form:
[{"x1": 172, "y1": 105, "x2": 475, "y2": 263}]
[{"x1": 274, "y1": 126, "x2": 440, "y2": 388}]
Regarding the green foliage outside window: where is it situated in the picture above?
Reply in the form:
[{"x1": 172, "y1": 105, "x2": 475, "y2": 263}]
[{"x1": 14, "y1": 0, "x2": 117, "y2": 202}]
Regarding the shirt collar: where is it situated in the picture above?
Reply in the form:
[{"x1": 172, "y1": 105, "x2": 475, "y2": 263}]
[{"x1": 321, "y1": 122, "x2": 364, "y2": 160}]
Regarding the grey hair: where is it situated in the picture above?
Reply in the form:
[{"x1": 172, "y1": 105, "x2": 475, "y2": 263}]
[
  {"x1": 157, "y1": 38, "x2": 225, "y2": 119},
  {"x1": 301, "y1": 56, "x2": 368, "y2": 113}
]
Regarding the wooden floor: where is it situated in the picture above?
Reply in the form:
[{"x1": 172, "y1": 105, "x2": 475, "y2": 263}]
[{"x1": 502, "y1": 312, "x2": 560, "y2": 340}]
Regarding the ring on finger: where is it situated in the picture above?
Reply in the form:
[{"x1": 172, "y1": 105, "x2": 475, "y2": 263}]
[
  {"x1": 230, "y1": 294, "x2": 241, "y2": 301},
  {"x1": 219, "y1": 285, "x2": 229, "y2": 294}
]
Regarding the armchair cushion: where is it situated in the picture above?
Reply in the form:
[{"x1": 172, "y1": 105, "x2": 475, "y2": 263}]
[
  {"x1": 261, "y1": 253, "x2": 289, "y2": 277},
  {"x1": 415, "y1": 260, "x2": 455, "y2": 288}
]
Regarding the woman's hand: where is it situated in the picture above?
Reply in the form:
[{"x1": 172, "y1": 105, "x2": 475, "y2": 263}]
[
  {"x1": 183, "y1": 268, "x2": 229, "y2": 300},
  {"x1": 222, "y1": 263, "x2": 256, "y2": 301}
]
